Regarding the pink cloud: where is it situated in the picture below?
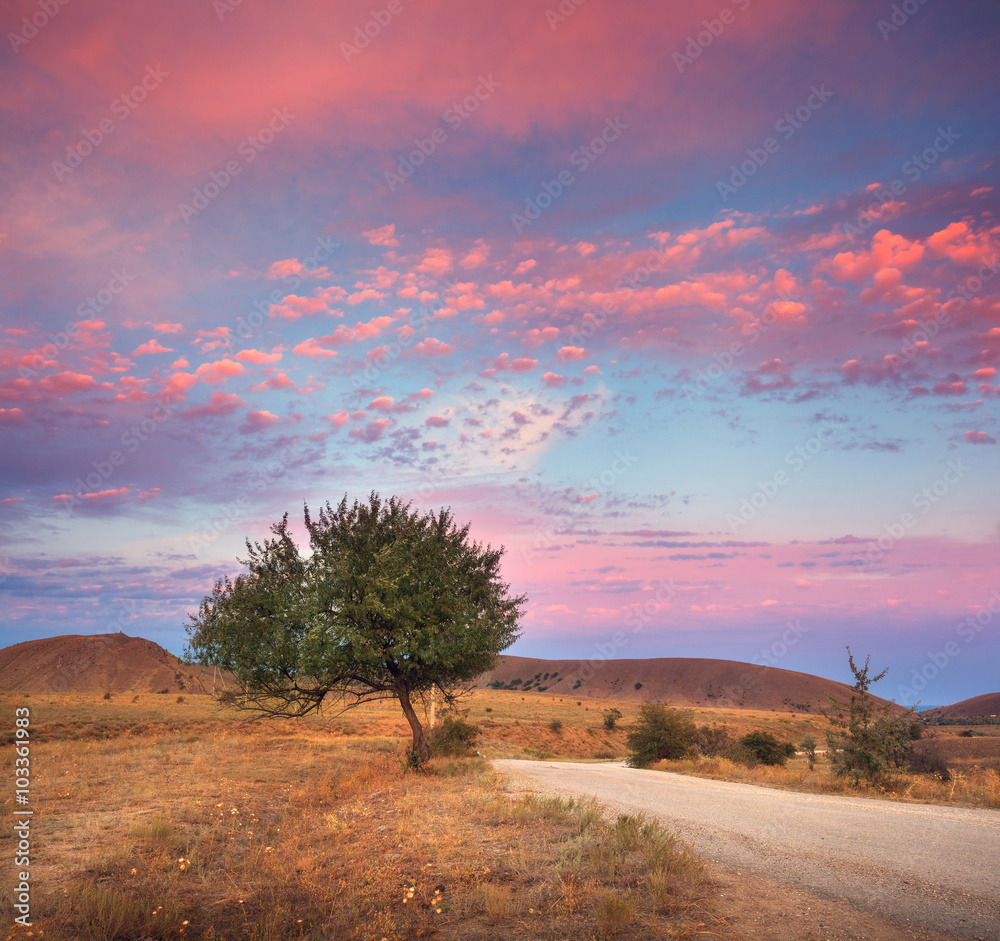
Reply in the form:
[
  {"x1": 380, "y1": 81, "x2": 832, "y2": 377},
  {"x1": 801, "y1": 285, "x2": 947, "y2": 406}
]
[
  {"x1": 558, "y1": 346, "x2": 586, "y2": 361},
  {"x1": 965, "y1": 430, "x2": 996, "y2": 444},
  {"x1": 39, "y1": 372, "x2": 104, "y2": 394},
  {"x1": 250, "y1": 372, "x2": 296, "y2": 392},
  {"x1": 460, "y1": 239, "x2": 491, "y2": 268},
  {"x1": 324, "y1": 410, "x2": 350, "y2": 429},
  {"x1": 364, "y1": 224, "x2": 399, "y2": 248},
  {"x1": 235, "y1": 348, "x2": 282, "y2": 364},
  {"x1": 183, "y1": 390, "x2": 245, "y2": 417},
  {"x1": 241, "y1": 410, "x2": 281, "y2": 431},
  {"x1": 426, "y1": 415, "x2": 450, "y2": 427},
  {"x1": 195, "y1": 359, "x2": 244, "y2": 384},
  {"x1": 164, "y1": 371, "x2": 198, "y2": 399},
  {"x1": 417, "y1": 248, "x2": 453, "y2": 276},
  {"x1": 293, "y1": 338, "x2": 338, "y2": 359},
  {"x1": 542, "y1": 371, "x2": 567, "y2": 387},
  {"x1": 133, "y1": 339, "x2": 174, "y2": 356},
  {"x1": 413, "y1": 337, "x2": 452, "y2": 356},
  {"x1": 270, "y1": 286, "x2": 347, "y2": 320},
  {"x1": 154, "y1": 322, "x2": 184, "y2": 333},
  {"x1": 0, "y1": 408, "x2": 25, "y2": 423},
  {"x1": 349, "y1": 418, "x2": 394, "y2": 442},
  {"x1": 491, "y1": 352, "x2": 538, "y2": 373}
]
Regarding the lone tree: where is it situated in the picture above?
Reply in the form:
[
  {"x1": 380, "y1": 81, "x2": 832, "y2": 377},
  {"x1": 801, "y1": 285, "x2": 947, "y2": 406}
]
[
  {"x1": 822, "y1": 647, "x2": 918, "y2": 783},
  {"x1": 186, "y1": 493, "x2": 525, "y2": 765}
]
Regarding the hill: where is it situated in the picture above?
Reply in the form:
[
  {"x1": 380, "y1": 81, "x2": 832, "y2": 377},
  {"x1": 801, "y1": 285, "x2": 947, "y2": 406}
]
[
  {"x1": 924, "y1": 692, "x2": 1000, "y2": 719},
  {"x1": 477, "y1": 654, "x2": 891, "y2": 714},
  {"x1": 0, "y1": 633, "x2": 219, "y2": 695}
]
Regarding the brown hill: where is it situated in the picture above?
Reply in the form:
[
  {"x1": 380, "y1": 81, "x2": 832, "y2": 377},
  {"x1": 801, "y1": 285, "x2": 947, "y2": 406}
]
[
  {"x1": 477, "y1": 655, "x2": 893, "y2": 714},
  {"x1": 924, "y1": 693, "x2": 1000, "y2": 719},
  {"x1": 0, "y1": 633, "x2": 219, "y2": 695}
]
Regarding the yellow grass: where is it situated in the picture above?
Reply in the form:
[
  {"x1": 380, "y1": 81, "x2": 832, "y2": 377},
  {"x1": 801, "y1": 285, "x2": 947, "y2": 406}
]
[
  {"x1": 652, "y1": 752, "x2": 1000, "y2": 808},
  {"x1": 1, "y1": 692, "x2": 717, "y2": 940}
]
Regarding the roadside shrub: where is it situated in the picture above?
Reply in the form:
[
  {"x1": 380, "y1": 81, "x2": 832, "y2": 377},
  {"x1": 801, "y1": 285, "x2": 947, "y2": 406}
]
[
  {"x1": 693, "y1": 723, "x2": 732, "y2": 757},
  {"x1": 906, "y1": 741, "x2": 952, "y2": 781},
  {"x1": 734, "y1": 731, "x2": 796, "y2": 767},
  {"x1": 549, "y1": 719, "x2": 563, "y2": 733},
  {"x1": 801, "y1": 734, "x2": 818, "y2": 770},
  {"x1": 823, "y1": 648, "x2": 917, "y2": 783},
  {"x1": 429, "y1": 715, "x2": 480, "y2": 757},
  {"x1": 625, "y1": 702, "x2": 696, "y2": 768},
  {"x1": 602, "y1": 708, "x2": 623, "y2": 731}
]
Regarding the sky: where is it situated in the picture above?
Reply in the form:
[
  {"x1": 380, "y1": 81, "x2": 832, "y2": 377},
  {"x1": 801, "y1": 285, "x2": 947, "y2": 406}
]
[{"x1": 1, "y1": 0, "x2": 999, "y2": 706}]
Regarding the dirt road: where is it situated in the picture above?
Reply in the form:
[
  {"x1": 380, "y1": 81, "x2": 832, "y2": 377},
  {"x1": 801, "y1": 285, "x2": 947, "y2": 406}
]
[{"x1": 495, "y1": 760, "x2": 999, "y2": 940}]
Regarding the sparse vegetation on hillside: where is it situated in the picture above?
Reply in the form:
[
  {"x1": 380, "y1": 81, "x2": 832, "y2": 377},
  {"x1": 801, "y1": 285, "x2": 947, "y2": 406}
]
[
  {"x1": 602, "y1": 707, "x2": 623, "y2": 730},
  {"x1": 186, "y1": 493, "x2": 525, "y2": 765}
]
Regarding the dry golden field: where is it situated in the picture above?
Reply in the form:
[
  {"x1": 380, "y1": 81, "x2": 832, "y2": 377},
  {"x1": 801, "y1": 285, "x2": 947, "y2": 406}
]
[
  {"x1": 1, "y1": 691, "x2": 715, "y2": 941},
  {"x1": 3, "y1": 688, "x2": 998, "y2": 940}
]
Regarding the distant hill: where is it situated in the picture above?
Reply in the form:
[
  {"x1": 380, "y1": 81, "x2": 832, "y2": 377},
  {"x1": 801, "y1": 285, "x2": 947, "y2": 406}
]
[
  {"x1": 923, "y1": 693, "x2": 1000, "y2": 720},
  {"x1": 0, "y1": 633, "x2": 219, "y2": 695},
  {"x1": 477, "y1": 655, "x2": 893, "y2": 714}
]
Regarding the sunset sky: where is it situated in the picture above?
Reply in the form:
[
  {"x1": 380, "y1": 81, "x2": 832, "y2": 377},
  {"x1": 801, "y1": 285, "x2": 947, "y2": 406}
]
[{"x1": 2, "y1": 0, "x2": 999, "y2": 704}]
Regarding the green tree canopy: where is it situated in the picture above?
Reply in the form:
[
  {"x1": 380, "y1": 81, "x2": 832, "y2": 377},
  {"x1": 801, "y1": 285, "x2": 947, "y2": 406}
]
[{"x1": 186, "y1": 493, "x2": 525, "y2": 763}]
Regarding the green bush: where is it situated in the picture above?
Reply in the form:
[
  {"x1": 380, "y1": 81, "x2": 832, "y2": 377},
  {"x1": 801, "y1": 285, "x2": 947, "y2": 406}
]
[
  {"x1": 693, "y1": 723, "x2": 732, "y2": 757},
  {"x1": 429, "y1": 715, "x2": 480, "y2": 757},
  {"x1": 801, "y1": 734, "x2": 818, "y2": 770},
  {"x1": 734, "y1": 730, "x2": 796, "y2": 767},
  {"x1": 549, "y1": 719, "x2": 563, "y2": 732},
  {"x1": 625, "y1": 702, "x2": 696, "y2": 768},
  {"x1": 823, "y1": 648, "x2": 917, "y2": 783},
  {"x1": 602, "y1": 708, "x2": 623, "y2": 731}
]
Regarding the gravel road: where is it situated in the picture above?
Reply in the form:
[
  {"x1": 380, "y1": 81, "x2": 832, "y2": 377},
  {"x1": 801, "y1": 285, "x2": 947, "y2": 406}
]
[{"x1": 495, "y1": 760, "x2": 1000, "y2": 940}]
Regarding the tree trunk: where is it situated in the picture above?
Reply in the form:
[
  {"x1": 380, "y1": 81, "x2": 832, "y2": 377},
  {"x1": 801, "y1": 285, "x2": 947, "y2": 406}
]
[{"x1": 397, "y1": 683, "x2": 432, "y2": 764}]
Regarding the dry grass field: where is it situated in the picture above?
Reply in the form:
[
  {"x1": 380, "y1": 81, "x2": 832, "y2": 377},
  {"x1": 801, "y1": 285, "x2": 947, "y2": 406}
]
[
  {"x1": 3, "y1": 687, "x2": 998, "y2": 940},
  {"x1": 1, "y1": 691, "x2": 716, "y2": 941}
]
